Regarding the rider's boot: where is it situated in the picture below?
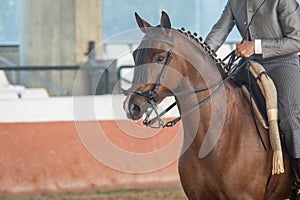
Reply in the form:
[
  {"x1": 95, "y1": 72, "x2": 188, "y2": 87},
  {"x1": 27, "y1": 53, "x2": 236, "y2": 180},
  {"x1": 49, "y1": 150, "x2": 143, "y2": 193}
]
[{"x1": 290, "y1": 158, "x2": 300, "y2": 200}]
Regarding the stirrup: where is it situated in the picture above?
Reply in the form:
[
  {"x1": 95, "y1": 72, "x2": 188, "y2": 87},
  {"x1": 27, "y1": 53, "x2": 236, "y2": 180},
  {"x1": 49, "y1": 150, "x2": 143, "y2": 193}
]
[
  {"x1": 297, "y1": 189, "x2": 300, "y2": 200},
  {"x1": 290, "y1": 186, "x2": 300, "y2": 200}
]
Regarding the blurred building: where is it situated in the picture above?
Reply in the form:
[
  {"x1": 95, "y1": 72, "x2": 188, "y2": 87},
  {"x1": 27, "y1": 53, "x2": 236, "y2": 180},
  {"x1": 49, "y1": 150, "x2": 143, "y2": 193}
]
[
  {"x1": 2, "y1": 0, "x2": 298, "y2": 96},
  {"x1": 0, "y1": 0, "x2": 237, "y2": 96},
  {"x1": 0, "y1": 0, "x2": 103, "y2": 95}
]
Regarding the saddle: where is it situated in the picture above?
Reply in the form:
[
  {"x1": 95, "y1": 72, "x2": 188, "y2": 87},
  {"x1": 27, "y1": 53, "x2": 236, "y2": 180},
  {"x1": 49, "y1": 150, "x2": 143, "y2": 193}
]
[
  {"x1": 233, "y1": 60, "x2": 284, "y2": 175},
  {"x1": 233, "y1": 61, "x2": 268, "y2": 128}
]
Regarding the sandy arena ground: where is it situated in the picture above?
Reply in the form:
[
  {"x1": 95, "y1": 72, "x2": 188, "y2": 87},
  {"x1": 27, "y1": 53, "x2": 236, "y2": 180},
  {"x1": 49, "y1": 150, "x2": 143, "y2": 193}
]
[{"x1": 1, "y1": 187, "x2": 187, "y2": 200}]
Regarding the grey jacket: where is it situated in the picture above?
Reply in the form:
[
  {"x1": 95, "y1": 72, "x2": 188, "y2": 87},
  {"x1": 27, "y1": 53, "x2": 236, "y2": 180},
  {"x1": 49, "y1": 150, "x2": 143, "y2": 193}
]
[{"x1": 205, "y1": 0, "x2": 300, "y2": 58}]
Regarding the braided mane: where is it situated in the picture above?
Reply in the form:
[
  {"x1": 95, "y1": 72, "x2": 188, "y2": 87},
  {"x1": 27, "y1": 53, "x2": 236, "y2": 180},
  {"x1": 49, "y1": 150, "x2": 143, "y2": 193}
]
[{"x1": 177, "y1": 27, "x2": 229, "y2": 76}]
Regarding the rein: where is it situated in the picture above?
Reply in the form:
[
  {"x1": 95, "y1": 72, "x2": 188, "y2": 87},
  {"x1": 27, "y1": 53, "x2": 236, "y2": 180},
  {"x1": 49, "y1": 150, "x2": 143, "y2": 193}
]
[
  {"x1": 145, "y1": 56, "x2": 248, "y2": 128},
  {"x1": 123, "y1": 30, "x2": 248, "y2": 128}
]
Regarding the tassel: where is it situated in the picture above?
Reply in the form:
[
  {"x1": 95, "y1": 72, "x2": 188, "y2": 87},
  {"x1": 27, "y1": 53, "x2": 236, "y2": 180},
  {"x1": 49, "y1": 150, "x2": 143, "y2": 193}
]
[
  {"x1": 249, "y1": 61, "x2": 285, "y2": 175},
  {"x1": 272, "y1": 150, "x2": 285, "y2": 174}
]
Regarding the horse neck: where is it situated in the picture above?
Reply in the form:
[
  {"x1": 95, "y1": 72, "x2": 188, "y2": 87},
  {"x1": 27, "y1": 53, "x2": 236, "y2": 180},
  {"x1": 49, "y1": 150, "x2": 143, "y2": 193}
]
[
  {"x1": 173, "y1": 32, "x2": 224, "y2": 92},
  {"x1": 178, "y1": 78, "x2": 252, "y2": 158},
  {"x1": 173, "y1": 32, "x2": 225, "y2": 103},
  {"x1": 173, "y1": 35, "x2": 251, "y2": 154}
]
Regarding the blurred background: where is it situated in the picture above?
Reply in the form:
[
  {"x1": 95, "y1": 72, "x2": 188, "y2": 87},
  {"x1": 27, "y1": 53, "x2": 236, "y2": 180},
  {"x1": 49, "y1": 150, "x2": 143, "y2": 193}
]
[{"x1": 0, "y1": 0, "x2": 240, "y2": 98}]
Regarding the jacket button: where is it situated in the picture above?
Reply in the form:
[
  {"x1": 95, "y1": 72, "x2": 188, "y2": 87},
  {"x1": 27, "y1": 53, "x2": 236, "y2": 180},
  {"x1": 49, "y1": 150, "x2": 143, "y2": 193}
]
[{"x1": 244, "y1": 21, "x2": 247, "y2": 25}]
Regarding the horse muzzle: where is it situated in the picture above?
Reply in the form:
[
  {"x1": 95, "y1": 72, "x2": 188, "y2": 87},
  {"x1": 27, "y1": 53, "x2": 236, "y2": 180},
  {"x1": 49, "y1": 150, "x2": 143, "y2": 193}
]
[{"x1": 123, "y1": 94, "x2": 150, "y2": 121}]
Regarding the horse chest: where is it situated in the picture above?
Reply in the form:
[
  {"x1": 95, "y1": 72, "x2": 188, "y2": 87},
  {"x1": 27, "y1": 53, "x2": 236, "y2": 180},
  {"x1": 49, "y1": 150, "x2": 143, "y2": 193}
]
[{"x1": 178, "y1": 151, "x2": 266, "y2": 199}]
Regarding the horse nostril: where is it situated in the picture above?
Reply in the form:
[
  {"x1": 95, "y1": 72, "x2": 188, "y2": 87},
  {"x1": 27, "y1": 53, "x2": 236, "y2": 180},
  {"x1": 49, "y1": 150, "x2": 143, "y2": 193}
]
[{"x1": 130, "y1": 104, "x2": 141, "y2": 117}]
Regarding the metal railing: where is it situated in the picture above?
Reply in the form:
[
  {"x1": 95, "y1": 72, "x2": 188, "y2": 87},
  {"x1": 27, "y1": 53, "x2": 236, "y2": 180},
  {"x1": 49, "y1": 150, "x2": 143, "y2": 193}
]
[{"x1": 0, "y1": 65, "x2": 111, "y2": 96}]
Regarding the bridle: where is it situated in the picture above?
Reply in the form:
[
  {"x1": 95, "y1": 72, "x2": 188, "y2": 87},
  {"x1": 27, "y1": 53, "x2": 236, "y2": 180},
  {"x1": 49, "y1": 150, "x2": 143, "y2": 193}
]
[
  {"x1": 123, "y1": 34, "x2": 175, "y2": 128},
  {"x1": 123, "y1": 30, "x2": 246, "y2": 129}
]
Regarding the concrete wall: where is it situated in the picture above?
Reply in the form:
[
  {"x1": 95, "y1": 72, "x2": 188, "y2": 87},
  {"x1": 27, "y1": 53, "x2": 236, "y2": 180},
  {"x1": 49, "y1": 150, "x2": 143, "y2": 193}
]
[
  {"x1": 19, "y1": 0, "x2": 103, "y2": 95},
  {"x1": 0, "y1": 45, "x2": 19, "y2": 65}
]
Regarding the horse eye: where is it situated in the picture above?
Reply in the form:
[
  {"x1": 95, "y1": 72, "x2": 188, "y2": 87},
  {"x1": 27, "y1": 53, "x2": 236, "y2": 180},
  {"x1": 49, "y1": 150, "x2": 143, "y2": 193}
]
[{"x1": 156, "y1": 55, "x2": 165, "y2": 62}]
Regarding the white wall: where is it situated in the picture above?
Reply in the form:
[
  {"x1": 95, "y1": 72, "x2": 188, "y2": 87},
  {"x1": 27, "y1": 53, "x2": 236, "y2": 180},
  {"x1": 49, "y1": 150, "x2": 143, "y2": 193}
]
[{"x1": 0, "y1": 95, "x2": 178, "y2": 122}]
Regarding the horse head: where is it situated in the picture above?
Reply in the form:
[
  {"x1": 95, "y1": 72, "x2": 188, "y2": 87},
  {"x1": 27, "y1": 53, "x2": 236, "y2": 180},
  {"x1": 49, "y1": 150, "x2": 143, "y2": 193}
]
[{"x1": 123, "y1": 12, "x2": 189, "y2": 124}]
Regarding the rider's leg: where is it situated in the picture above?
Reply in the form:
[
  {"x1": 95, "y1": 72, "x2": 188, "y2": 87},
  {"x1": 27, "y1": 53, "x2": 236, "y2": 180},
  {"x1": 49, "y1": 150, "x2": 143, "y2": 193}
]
[
  {"x1": 268, "y1": 65, "x2": 300, "y2": 157},
  {"x1": 290, "y1": 158, "x2": 300, "y2": 200},
  {"x1": 267, "y1": 64, "x2": 300, "y2": 198}
]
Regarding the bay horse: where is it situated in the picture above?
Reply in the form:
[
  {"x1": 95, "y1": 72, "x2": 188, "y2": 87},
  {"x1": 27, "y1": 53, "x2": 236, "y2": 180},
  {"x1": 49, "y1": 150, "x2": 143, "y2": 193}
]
[{"x1": 123, "y1": 11, "x2": 294, "y2": 199}]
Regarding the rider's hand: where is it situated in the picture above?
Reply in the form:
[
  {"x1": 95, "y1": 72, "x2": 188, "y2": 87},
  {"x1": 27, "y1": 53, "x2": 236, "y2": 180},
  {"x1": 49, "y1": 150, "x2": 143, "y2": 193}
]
[{"x1": 235, "y1": 41, "x2": 255, "y2": 58}]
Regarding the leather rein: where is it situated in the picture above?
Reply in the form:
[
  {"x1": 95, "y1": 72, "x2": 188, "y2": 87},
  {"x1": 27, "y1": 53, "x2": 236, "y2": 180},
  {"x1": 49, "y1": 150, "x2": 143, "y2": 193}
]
[{"x1": 122, "y1": 30, "x2": 246, "y2": 129}]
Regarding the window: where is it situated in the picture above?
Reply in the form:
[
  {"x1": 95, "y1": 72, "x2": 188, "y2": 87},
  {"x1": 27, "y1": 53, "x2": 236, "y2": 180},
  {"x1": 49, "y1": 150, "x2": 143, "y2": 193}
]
[{"x1": 0, "y1": 0, "x2": 20, "y2": 45}]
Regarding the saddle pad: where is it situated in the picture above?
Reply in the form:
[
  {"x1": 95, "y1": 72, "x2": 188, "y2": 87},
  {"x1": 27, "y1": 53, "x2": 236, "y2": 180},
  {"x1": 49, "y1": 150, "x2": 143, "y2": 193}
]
[{"x1": 232, "y1": 62, "x2": 268, "y2": 128}]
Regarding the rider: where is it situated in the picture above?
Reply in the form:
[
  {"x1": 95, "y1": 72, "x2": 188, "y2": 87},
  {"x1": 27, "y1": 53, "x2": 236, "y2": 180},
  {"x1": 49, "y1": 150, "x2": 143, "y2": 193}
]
[{"x1": 204, "y1": 0, "x2": 300, "y2": 198}]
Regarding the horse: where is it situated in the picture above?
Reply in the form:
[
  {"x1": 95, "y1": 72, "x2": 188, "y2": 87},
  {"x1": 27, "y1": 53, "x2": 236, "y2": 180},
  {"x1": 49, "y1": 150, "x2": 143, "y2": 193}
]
[{"x1": 123, "y1": 11, "x2": 294, "y2": 199}]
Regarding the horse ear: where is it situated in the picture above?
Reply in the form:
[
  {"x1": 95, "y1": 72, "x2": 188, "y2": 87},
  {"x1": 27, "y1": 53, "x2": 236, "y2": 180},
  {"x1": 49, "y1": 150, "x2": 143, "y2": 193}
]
[
  {"x1": 135, "y1": 12, "x2": 151, "y2": 33},
  {"x1": 160, "y1": 11, "x2": 171, "y2": 34}
]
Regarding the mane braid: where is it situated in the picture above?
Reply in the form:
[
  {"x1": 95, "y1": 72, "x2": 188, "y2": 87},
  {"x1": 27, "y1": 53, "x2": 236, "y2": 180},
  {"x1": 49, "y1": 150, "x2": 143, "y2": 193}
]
[{"x1": 177, "y1": 27, "x2": 229, "y2": 76}]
